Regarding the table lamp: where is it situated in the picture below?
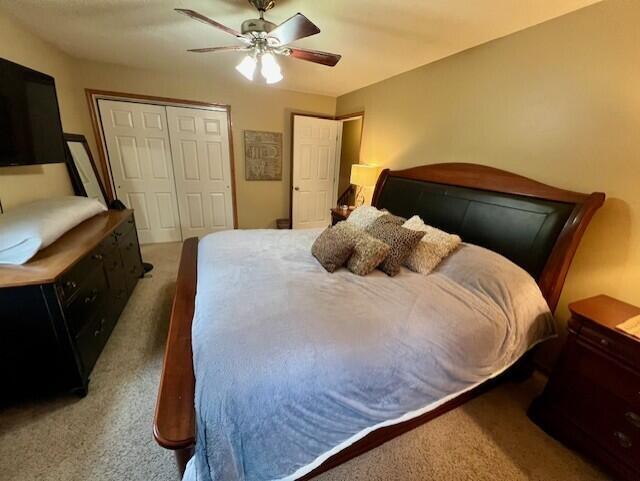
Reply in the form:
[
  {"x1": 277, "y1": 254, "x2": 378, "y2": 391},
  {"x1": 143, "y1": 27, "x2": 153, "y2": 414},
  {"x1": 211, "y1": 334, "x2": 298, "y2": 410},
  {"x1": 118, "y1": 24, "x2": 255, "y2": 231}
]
[{"x1": 350, "y1": 164, "x2": 381, "y2": 207}]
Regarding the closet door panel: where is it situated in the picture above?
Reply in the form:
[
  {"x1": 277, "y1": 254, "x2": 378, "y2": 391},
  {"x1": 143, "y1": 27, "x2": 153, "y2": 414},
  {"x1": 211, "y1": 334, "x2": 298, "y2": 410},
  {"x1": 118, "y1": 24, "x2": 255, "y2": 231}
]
[
  {"x1": 98, "y1": 100, "x2": 182, "y2": 244},
  {"x1": 166, "y1": 106, "x2": 234, "y2": 238}
]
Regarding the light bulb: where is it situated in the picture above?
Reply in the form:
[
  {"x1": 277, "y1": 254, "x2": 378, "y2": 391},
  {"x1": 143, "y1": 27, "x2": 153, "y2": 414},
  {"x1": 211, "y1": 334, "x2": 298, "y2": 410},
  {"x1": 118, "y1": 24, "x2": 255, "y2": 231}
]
[
  {"x1": 261, "y1": 53, "x2": 283, "y2": 84},
  {"x1": 236, "y1": 55, "x2": 257, "y2": 81}
]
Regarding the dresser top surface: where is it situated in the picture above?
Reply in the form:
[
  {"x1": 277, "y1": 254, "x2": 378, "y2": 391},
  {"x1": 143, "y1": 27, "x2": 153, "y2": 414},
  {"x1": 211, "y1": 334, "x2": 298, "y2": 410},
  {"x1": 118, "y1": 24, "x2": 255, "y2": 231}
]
[{"x1": 0, "y1": 209, "x2": 132, "y2": 288}]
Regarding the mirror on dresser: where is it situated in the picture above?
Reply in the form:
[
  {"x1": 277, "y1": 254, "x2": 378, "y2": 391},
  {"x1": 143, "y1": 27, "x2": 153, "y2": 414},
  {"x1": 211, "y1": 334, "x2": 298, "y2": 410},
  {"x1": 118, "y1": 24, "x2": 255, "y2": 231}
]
[{"x1": 64, "y1": 133, "x2": 108, "y2": 208}]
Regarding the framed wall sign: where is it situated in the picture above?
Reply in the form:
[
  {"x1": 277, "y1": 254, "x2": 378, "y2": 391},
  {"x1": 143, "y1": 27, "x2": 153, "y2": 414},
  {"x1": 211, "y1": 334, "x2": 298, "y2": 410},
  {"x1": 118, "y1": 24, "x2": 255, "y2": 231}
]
[{"x1": 244, "y1": 130, "x2": 283, "y2": 181}]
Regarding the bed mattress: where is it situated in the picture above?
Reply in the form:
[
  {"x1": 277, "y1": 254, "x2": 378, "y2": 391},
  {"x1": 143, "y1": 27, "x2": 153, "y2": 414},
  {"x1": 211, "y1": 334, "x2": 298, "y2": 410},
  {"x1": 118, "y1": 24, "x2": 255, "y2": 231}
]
[{"x1": 184, "y1": 228, "x2": 555, "y2": 481}]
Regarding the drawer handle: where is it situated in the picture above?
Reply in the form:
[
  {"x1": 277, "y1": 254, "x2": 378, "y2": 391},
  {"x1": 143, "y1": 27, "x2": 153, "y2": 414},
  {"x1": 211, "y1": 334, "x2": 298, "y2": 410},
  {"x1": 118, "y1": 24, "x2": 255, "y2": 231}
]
[
  {"x1": 93, "y1": 318, "x2": 105, "y2": 337},
  {"x1": 92, "y1": 253, "x2": 104, "y2": 261},
  {"x1": 600, "y1": 338, "x2": 611, "y2": 347},
  {"x1": 84, "y1": 289, "x2": 99, "y2": 304},
  {"x1": 65, "y1": 280, "x2": 77, "y2": 290},
  {"x1": 614, "y1": 431, "x2": 632, "y2": 448},
  {"x1": 626, "y1": 412, "x2": 640, "y2": 428}
]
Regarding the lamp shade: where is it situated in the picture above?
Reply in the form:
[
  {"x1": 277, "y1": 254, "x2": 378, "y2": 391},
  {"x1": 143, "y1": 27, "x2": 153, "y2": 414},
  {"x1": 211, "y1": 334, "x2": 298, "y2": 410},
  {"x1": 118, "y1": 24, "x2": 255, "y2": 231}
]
[{"x1": 350, "y1": 164, "x2": 381, "y2": 187}]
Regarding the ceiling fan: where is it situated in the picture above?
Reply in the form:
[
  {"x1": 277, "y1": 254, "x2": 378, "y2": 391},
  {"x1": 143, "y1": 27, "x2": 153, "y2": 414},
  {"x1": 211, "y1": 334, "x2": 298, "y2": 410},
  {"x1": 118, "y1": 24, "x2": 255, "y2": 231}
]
[{"x1": 176, "y1": 0, "x2": 342, "y2": 84}]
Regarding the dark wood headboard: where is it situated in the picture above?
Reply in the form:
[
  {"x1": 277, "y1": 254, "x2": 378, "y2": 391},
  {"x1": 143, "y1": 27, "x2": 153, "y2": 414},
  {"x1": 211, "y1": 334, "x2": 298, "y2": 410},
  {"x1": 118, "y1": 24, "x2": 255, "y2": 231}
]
[{"x1": 372, "y1": 163, "x2": 605, "y2": 312}]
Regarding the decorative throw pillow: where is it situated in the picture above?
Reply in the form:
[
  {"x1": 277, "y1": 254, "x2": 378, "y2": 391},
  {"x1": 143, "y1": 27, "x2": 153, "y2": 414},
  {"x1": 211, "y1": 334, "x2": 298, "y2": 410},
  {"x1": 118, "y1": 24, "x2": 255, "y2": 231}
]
[
  {"x1": 346, "y1": 205, "x2": 385, "y2": 230},
  {"x1": 333, "y1": 220, "x2": 362, "y2": 240},
  {"x1": 311, "y1": 223, "x2": 358, "y2": 273},
  {"x1": 366, "y1": 217, "x2": 426, "y2": 276},
  {"x1": 377, "y1": 212, "x2": 406, "y2": 226},
  {"x1": 346, "y1": 233, "x2": 391, "y2": 276},
  {"x1": 402, "y1": 215, "x2": 462, "y2": 274}
]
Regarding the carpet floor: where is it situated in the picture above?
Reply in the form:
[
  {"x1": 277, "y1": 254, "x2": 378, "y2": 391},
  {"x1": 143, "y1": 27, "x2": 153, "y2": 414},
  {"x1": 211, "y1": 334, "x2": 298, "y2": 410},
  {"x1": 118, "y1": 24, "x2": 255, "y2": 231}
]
[{"x1": 0, "y1": 242, "x2": 610, "y2": 481}]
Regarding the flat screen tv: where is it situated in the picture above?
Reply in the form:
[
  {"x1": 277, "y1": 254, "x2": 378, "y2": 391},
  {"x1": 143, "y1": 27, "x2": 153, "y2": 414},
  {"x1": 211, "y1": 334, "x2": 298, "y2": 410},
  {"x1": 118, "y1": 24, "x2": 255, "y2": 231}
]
[{"x1": 0, "y1": 58, "x2": 67, "y2": 166}]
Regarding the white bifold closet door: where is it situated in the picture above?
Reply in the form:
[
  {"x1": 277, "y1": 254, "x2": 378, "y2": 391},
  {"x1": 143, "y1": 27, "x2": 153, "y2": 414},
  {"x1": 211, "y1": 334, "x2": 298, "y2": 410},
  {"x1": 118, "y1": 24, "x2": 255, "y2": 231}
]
[
  {"x1": 165, "y1": 106, "x2": 234, "y2": 239},
  {"x1": 98, "y1": 100, "x2": 183, "y2": 244},
  {"x1": 99, "y1": 100, "x2": 234, "y2": 244}
]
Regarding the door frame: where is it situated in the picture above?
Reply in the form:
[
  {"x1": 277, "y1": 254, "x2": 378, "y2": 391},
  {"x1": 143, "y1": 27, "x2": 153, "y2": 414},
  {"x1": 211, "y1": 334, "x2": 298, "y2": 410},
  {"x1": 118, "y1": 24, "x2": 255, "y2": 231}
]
[
  {"x1": 333, "y1": 112, "x2": 365, "y2": 208},
  {"x1": 85, "y1": 89, "x2": 238, "y2": 228},
  {"x1": 288, "y1": 111, "x2": 365, "y2": 226}
]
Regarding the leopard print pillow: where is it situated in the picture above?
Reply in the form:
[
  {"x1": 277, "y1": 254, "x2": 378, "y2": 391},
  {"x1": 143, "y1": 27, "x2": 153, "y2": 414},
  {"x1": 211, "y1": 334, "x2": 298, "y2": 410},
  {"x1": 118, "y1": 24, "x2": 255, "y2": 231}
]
[
  {"x1": 346, "y1": 233, "x2": 390, "y2": 276},
  {"x1": 311, "y1": 223, "x2": 358, "y2": 272},
  {"x1": 377, "y1": 212, "x2": 407, "y2": 226},
  {"x1": 366, "y1": 217, "x2": 425, "y2": 276}
]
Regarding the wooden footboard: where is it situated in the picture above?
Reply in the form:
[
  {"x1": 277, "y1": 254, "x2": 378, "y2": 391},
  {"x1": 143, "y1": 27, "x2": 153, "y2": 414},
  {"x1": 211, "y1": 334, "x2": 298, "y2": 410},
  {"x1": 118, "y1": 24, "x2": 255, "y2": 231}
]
[{"x1": 154, "y1": 237, "x2": 198, "y2": 475}]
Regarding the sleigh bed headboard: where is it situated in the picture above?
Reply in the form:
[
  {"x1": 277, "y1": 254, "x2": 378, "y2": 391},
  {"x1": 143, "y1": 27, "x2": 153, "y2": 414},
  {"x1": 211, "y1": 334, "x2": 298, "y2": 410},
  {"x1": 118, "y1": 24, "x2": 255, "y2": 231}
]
[{"x1": 372, "y1": 163, "x2": 605, "y2": 311}]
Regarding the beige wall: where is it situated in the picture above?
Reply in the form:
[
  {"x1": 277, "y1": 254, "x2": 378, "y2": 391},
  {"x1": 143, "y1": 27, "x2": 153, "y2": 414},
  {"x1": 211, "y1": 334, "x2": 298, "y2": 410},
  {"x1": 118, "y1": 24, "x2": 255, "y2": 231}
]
[
  {"x1": 0, "y1": 12, "x2": 82, "y2": 210},
  {"x1": 337, "y1": 0, "x2": 640, "y2": 365},
  {"x1": 0, "y1": 11, "x2": 336, "y2": 227},
  {"x1": 337, "y1": 117, "x2": 363, "y2": 202}
]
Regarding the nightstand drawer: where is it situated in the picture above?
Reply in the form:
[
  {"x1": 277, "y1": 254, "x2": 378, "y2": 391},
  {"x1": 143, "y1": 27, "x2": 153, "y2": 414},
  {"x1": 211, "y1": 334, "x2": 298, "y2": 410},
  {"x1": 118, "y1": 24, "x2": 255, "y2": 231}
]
[
  {"x1": 579, "y1": 323, "x2": 640, "y2": 370},
  {"x1": 575, "y1": 340, "x2": 640, "y2": 410},
  {"x1": 571, "y1": 383, "x2": 640, "y2": 467}
]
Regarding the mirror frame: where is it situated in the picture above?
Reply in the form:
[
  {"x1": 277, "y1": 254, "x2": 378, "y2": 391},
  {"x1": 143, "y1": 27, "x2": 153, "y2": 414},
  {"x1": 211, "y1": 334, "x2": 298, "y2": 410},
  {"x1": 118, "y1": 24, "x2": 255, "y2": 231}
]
[{"x1": 64, "y1": 133, "x2": 109, "y2": 206}]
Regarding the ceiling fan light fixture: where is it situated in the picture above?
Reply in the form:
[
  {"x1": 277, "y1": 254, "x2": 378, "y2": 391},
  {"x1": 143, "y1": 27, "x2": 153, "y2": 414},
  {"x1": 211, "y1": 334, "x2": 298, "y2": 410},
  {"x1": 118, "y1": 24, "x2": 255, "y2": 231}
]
[
  {"x1": 261, "y1": 52, "x2": 283, "y2": 84},
  {"x1": 178, "y1": 3, "x2": 341, "y2": 84},
  {"x1": 236, "y1": 54, "x2": 257, "y2": 81}
]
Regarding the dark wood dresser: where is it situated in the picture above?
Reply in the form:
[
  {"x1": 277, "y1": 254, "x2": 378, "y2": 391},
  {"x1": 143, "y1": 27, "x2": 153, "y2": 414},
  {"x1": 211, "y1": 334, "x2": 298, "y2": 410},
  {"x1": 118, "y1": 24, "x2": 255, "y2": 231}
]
[
  {"x1": 529, "y1": 295, "x2": 640, "y2": 481},
  {"x1": 0, "y1": 209, "x2": 143, "y2": 397}
]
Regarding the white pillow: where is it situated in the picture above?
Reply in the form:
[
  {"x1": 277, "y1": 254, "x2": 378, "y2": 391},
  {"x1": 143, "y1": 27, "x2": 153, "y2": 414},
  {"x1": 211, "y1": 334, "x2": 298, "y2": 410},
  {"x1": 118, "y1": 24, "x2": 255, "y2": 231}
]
[
  {"x1": 0, "y1": 196, "x2": 107, "y2": 265},
  {"x1": 402, "y1": 215, "x2": 461, "y2": 274},
  {"x1": 346, "y1": 205, "x2": 385, "y2": 230}
]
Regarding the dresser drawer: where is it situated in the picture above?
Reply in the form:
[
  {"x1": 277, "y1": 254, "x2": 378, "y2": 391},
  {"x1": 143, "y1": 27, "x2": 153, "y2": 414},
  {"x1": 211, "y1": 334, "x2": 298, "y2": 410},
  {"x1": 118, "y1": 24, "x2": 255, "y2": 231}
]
[
  {"x1": 113, "y1": 215, "x2": 135, "y2": 241},
  {"x1": 75, "y1": 313, "x2": 109, "y2": 375},
  {"x1": 58, "y1": 236, "x2": 116, "y2": 304},
  {"x1": 64, "y1": 266, "x2": 109, "y2": 335},
  {"x1": 120, "y1": 230, "x2": 143, "y2": 291},
  {"x1": 579, "y1": 323, "x2": 640, "y2": 370}
]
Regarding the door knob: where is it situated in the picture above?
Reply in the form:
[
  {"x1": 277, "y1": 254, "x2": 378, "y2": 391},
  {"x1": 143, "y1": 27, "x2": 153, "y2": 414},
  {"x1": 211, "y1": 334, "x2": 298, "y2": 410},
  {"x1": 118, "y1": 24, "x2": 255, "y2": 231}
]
[{"x1": 294, "y1": 187, "x2": 300, "y2": 191}]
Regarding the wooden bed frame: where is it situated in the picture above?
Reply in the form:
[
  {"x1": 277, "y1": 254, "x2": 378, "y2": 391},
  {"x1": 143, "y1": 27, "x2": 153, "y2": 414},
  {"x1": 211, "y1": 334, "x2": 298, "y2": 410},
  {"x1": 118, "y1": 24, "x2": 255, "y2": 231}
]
[{"x1": 154, "y1": 163, "x2": 605, "y2": 478}]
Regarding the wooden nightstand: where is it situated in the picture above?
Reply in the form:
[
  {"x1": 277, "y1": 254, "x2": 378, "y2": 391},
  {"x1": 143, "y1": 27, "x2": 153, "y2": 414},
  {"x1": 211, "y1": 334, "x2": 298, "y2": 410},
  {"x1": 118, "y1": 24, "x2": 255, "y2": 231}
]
[
  {"x1": 529, "y1": 295, "x2": 640, "y2": 481},
  {"x1": 330, "y1": 207, "x2": 351, "y2": 225}
]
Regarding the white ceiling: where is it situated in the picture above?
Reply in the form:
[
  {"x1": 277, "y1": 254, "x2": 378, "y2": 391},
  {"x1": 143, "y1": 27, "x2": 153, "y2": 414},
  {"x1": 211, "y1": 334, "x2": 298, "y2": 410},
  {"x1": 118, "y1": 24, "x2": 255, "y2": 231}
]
[{"x1": 1, "y1": 0, "x2": 601, "y2": 97}]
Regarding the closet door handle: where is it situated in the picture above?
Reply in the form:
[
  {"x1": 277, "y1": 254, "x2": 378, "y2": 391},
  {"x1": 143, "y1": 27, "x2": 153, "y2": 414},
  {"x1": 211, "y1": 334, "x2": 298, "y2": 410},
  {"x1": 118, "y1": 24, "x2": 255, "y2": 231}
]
[{"x1": 294, "y1": 186, "x2": 300, "y2": 191}]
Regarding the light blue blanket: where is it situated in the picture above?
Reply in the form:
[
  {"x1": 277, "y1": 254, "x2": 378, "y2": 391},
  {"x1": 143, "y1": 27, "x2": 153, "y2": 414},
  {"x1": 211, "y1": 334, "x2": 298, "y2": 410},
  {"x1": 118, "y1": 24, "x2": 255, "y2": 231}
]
[{"x1": 184, "y1": 229, "x2": 554, "y2": 481}]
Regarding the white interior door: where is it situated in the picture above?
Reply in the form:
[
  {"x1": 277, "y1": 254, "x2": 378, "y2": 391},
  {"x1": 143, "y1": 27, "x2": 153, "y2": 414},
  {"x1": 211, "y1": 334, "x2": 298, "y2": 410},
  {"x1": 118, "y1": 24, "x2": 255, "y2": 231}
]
[
  {"x1": 292, "y1": 115, "x2": 339, "y2": 229},
  {"x1": 98, "y1": 99, "x2": 182, "y2": 244},
  {"x1": 166, "y1": 106, "x2": 234, "y2": 238}
]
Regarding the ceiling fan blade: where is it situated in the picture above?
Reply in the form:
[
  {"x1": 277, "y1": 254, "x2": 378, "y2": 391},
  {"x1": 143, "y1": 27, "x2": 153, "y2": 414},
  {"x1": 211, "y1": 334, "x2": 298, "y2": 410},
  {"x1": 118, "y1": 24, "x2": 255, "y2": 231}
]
[
  {"x1": 287, "y1": 48, "x2": 342, "y2": 67},
  {"x1": 175, "y1": 9, "x2": 247, "y2": 42},
  {"x1": 269, "y1": 13, "x2": 320, "y2": 45},
  {"x1": 188, "y1": 46, "x2": 250, "y2": 53}
]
